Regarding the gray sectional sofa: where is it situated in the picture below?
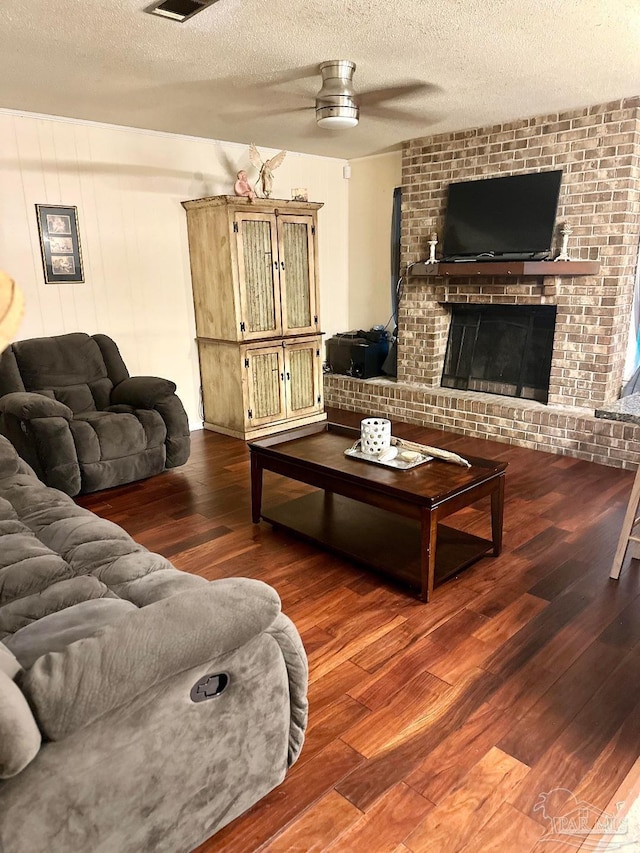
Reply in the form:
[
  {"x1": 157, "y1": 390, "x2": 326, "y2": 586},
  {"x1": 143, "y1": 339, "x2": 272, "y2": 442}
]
[{"x1": 0, "y1": 434, "x2": 308, "y2": 852}]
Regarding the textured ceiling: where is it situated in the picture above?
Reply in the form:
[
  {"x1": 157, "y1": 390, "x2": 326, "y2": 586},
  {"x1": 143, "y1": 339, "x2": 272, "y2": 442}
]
[{"x1": 0, "y1": 0, "x2": 639, "y2": 160}]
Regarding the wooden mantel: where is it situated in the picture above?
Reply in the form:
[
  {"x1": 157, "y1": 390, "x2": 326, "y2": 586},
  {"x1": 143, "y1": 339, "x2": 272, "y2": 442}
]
[{"x1": 409, "y1": 260, "x2": 600, "y2": 277}]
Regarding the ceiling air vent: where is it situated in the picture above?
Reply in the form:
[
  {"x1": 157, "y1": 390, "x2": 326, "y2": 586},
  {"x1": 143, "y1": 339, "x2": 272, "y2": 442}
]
[{"x1": 144, "y1": 0, "x2": 221, "y2": 22}]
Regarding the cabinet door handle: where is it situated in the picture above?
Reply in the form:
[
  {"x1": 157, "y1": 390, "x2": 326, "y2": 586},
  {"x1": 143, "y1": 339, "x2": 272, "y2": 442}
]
[
  {"x1": 280, "y1": 372, "x2": 284, "y2": 380},
  {"x1": 280, "y1": 261, "x2": 285, "y2": 271},
  {"x1": 286, "y1": 371, "x2": 291, "y2": 380},
  {"x1": 273, "y1": 260, "x2": 278, "y2": 270}
]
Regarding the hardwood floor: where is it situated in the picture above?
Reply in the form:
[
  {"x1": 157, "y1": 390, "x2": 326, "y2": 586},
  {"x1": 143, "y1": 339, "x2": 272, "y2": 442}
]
[{"x1": 78, "y1": 409, "x2": 640, "y2": 852}]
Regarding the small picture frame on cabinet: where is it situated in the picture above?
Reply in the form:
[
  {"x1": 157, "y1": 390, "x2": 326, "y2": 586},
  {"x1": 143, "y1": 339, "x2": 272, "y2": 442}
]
[{"x1": 35, "y1": 204, "x2": 85, "y2": 284}]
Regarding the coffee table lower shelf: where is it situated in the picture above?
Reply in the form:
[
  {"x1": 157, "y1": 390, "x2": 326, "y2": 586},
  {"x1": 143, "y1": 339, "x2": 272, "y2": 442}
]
[{"x1": 261, "y1": 491, "x2": 494, "y2": 595}]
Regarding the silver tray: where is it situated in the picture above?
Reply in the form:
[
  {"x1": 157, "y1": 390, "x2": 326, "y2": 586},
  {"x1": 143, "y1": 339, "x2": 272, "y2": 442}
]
[{"x1": 344, "y1": 446, "x2": 433, "y2": 470}]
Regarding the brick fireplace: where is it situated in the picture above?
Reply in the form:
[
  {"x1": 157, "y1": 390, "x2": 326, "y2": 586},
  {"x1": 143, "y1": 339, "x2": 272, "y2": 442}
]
[{"x1": 324, "y1": 97, "x2": 640, "y2": 468}]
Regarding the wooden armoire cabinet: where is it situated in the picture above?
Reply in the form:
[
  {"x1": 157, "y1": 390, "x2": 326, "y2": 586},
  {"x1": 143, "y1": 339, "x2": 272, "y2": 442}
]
[{"x1": 181, "y1": 195, "x2": 327, "y2": 439}]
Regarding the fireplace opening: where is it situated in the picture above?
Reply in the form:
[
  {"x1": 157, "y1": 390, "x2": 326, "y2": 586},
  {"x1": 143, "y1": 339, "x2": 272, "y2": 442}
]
[{"x1": 441, "y1": 304, "x2": 557, "y2": 402}]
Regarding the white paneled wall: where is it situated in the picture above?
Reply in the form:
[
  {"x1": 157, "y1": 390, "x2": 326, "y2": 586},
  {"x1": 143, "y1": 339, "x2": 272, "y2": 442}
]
[{"x1": 0, "y1": 110, "x2": 349, "y2": 427}]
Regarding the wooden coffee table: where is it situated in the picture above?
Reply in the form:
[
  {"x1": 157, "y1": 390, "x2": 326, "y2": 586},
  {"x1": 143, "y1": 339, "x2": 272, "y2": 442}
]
[{"x1": 249, "y1": 422, "x2": 506, "y2": 601}]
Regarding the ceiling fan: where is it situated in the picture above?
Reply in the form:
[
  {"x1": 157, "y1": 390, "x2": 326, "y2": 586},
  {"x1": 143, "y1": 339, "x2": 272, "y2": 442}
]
[{"x1": 313, "y1": 60, "x2": 433, "y2": 130}]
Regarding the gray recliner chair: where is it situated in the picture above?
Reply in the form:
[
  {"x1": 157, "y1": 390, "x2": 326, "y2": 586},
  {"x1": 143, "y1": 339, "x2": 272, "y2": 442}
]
[{"x1": 0, "y1": 332, "x2": 190, "y2": 496}]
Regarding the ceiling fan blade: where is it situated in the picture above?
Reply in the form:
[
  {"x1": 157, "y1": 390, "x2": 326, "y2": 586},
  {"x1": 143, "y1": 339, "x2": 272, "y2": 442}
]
[
  {"x1": 260, "y1": 105, "x2": 314, "y2": 117},
  {"x1": 357, "y1": 81, "x2": 440, "y2": 107},
  {"x1": 219, "y1": 104, "x2": 312, "y2": 122},
  {"x1": 365, "y1": 104, "x2": 440, "y2": 124},
  {"x1": 254, "y1": 65, "x2": 320, "y2": 89}
]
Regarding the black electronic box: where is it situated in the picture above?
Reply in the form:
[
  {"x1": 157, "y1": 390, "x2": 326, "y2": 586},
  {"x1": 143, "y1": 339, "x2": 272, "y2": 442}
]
[{"x1": 326, "y1": 331, "x2": 388, "y2": 379}]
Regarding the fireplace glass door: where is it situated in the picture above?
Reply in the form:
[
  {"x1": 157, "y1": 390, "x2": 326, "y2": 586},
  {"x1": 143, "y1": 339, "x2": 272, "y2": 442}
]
[{"x1": 441, "y1": 305, "x2": 557, "y2": 402}]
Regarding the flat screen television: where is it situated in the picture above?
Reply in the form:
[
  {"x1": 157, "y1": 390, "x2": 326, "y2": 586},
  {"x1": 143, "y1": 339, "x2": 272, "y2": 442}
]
[{"x1": 442, "y1": 170, "x2": 563, "y2": 260}]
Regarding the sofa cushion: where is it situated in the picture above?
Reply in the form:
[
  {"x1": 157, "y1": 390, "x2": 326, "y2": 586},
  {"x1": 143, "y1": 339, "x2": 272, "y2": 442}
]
[
  {"x1": 5, "y1": 599, "x2": 138, "y2": 669},
  {"x1": 70, "y1": 411, "x2": 164, "y2": 462},
  {"x1": 0, "y1": 436, "x2": 21, "y2": 479},
  {"x1": 50, "y1": 378, "x2": 114, "y2": 413},
  {"x1": 0, "y1": 642, "x2": 20, "y2": 678},
  {"x1": 1, "y1": 575, "x2": 118, "y2": 641},
  {"x1": 0, "y1": 668, "x2": 41, "y2": 779},
  {"x1": 0, "y1": 460, "x2": 204, "y2": 627},
  {"x1": 0, "y1": 347, "x2": 25, "y2": 397},
  {"x1": 52, "y1": 383, "x2": 97, "y2": 414},
  {"x1": 9, "y1": 333, "x2": 117, "y2": 415},
  {"x1": 12, "y1": 333, "x2": 106, "y2": 391}
]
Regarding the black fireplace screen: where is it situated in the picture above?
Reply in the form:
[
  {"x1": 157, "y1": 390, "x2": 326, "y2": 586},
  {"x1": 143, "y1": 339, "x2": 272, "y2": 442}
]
[{"x1": 441, "y1": 304, "x2": 557, "y2": 402}]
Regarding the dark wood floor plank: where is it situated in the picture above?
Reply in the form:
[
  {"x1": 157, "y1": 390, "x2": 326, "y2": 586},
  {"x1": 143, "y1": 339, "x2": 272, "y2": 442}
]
[
  {"x1": 427, "y1": 606, "x2": 490, "y2": 648},
  {"x1": 488, "y1": 658, "x2": 559, "y2": 717},
  {"x1": 296, "y1": 693, "x2": 370, "y2": 769},
  {"x1": 466, "y1": 579, "x2": 531, "y2": 619},
  {"x1": 307, "y1": 611, "x2": 407, "y2": 684},
  {"x1": 426, "y1": 633, "x2": 494, "y2": 684},
  {"x1": 497, "y1": 640, "x2": 621, "y2": 766},
  {"x1": 482, "y1": 589, "x2": 595, "y2": 681},
  {"x1": 307, "y1": 660, "x2": 369, "y2": 715},
  {"x1": 404, "y1": 746, "x2": 531, "y2": 853},
  {"x1": 571, "y1": 692, "x2": 640, "y2": 811},
  {"x1": 257, "y1": 790, "x2": 362, "y2": 852},
  {"x1": 509, "y1": 645, "x2": 640, "y2": 823},
  {"x1": 527, "y1": 557, "x2": 591, "y2": 601},
  {"x1": 456, "y1": 801, "x2": 543, "y2": 853},
  {"x1": 193, "y1": 739, "x2": 365, "y2": 853},
  {"x1": 341, "y1": 669, "x2": 450, "y2": 758},
  {"x1": 350, "y1": 619, "x2": 424, "y2": 673},
  {"x1": 527, "y1": 583, "x2": 640, "y2": 676},
  {"x1": 348, "y1": 634, "x2": 446, "y2": 710},
  {"x1": 597, "y1": 590, "x2": 640, "y2": 650},
  {"x1": 405, "y1": 701, "x2": 513, "y2": 803},
  {"x1": 336, "y1": 668, "x2": 503, "y2": 811},
  {"x1": 74, "y1": 414, "x2": 640, "y2": 852},
  {"x1": 471, "y1": 592, "x2": 548, "y2": 647},
  {"x1": 322, "y1": 783, "x2": 434, "y2": 853}
]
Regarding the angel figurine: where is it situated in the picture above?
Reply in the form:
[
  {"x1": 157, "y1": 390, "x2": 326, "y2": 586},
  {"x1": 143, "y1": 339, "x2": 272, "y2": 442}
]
[{"x1": 249, "y1": 143, "x2": 287, "y2": 198}]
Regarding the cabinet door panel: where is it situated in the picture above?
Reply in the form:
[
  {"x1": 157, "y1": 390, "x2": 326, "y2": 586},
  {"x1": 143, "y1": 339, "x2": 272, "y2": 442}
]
[
  {"x1": 284, "y1": 339, "x2": 323, "y2": 418},
  {"x1": 236, "y1": 214, "x2": 282, "y2": 338},
  {"x1": 246, "y1": 346, "x2": 286, "y2": 426},
  {"x1": 279, "y1": 216, "x2": 318, "y2": 336}
]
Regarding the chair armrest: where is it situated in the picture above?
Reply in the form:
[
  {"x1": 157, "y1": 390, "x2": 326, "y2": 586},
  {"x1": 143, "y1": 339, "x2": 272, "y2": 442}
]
[
  {"x1": 20, "y1": 578, "x2": 282, "y2": 740},
  {"x1": 111, "y1": 376, "x2": 177, "y2": 408},
  {"x1": 266, "y1": 613, "x2": 309, "y2": 766},
  {"x1": 0, "y1": 392, "x2": 73, "y2": 421}
]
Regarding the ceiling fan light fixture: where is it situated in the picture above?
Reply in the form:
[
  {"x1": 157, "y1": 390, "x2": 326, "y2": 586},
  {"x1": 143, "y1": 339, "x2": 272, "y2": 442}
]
[{"x1": 316, "y1": 106, "x2": 359, "y2": 129}]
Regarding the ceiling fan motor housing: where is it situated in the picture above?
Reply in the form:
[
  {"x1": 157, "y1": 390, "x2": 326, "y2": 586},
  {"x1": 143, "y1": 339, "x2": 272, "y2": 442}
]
[{"x1": 316, "y1": 60, "x2": 359, "y2": 127}]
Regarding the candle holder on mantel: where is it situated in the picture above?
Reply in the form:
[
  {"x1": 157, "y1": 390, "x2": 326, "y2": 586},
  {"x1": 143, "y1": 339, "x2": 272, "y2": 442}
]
[
  {"x1": 554, "y1": 223, "x2": 573, "y2": 262},
  {"x1": 426, "y1": 232, "x2": 438, "y2": 264}
]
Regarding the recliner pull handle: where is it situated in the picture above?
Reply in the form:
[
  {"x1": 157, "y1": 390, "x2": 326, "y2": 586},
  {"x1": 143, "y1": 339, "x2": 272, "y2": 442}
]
[{"x1": 190, "y1": 672, "x2": 230, "y2": 702}]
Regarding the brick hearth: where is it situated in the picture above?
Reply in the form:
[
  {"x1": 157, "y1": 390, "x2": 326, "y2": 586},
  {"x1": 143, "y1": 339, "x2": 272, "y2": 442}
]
[
  {"x1": 323, "y1": 376, "x2": 640, "y2": 467},
  {"x1": 325, "y1": 96, "x2": 640, "y2": 468}
]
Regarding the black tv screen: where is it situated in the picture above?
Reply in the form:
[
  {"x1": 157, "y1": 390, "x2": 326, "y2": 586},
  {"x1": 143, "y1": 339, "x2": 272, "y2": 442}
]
[{"x1": 442, "y1": 170, "x2": 562, "y2": 258}]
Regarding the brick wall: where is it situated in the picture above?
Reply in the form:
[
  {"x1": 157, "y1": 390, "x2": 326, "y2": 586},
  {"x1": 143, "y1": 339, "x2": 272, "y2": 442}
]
[
  {"x1": 324, "y1": 97, "x2": 640, "y2": 468},
  {"x1": 400, "y1": 97, "x2": 640, "y2": 409}
]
